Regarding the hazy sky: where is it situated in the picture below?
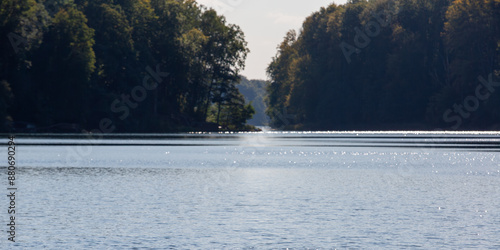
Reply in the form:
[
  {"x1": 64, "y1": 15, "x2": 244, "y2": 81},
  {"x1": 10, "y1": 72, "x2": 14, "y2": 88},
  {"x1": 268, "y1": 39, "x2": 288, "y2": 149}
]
[{"x1": 196, "y1": 0, "x2": 348, "y2": 80}]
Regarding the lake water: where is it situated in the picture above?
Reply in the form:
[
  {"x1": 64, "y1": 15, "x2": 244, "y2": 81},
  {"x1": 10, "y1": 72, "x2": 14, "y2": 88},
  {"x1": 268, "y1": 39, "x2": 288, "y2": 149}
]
[{"x1": 2, "y1": 131, "x2": 500, "y2": 248}]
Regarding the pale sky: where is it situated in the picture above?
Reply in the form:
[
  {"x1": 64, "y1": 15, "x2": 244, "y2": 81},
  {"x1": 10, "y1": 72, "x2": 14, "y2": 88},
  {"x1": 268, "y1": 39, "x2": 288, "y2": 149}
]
[{"x1": 196, "y1": 0, "x2": 348, "y2": 80}]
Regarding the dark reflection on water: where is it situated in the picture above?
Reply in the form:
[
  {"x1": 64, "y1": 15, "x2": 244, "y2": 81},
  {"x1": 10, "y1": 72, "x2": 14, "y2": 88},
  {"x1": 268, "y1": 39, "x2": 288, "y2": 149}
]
[{"x1": 12, "y1": 131, "x2": 500, "y2": 151}]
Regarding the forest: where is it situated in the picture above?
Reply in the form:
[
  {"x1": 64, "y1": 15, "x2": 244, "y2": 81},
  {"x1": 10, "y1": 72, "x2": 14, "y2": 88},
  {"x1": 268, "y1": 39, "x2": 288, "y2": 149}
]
[
  {"x1": 2, "y1": 0, "x2": 500, "y2": 133},
  {"x1": 0, "y1": 0, "x2": 254, "y2": 132},
  {"x1": 237, "y1": 76, "x2": 269, "y2": 126},
  {"x1": 267, "y1": 0, "x2": 500, "y2": 130}
]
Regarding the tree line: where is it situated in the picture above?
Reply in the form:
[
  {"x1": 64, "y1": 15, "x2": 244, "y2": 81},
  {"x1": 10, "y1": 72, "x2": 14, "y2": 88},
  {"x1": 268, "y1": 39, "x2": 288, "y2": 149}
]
[
  {"x1": 237, "y1": 76, "x2": 269, "y2": 126},
  {"x1": 0, "y1": 0, "x2": 254, "y2": 132},
  {"x1": 266, "y1": 0, "x2": 500, "y2": 130}
]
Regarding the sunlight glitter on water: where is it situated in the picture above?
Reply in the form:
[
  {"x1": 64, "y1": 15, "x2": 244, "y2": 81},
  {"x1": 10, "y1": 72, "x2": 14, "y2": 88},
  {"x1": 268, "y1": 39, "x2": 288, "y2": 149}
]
[{"x1": 2, "y1": 132, "x2": 499, "y2": 248}]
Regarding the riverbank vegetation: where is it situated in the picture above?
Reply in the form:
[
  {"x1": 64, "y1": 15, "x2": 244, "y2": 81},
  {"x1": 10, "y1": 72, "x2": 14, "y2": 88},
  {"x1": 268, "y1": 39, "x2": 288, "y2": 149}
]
[
  {"x1": 267, "y1": 0, "x2": 500, "y2": 130},
  {"x1": 0, "y1": 0, "x2": 254, "y2": 132}
]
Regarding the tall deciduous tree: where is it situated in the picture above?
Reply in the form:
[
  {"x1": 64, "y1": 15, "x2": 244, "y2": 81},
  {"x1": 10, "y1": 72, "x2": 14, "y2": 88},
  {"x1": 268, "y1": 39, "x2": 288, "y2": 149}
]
[{"x1": 33, "y1": 6, "x2": 95, "y2": 125}]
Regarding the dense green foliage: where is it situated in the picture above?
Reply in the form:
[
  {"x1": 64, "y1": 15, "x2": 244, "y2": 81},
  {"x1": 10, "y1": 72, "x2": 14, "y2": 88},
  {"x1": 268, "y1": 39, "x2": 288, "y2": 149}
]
[
  {"x1": 267, "y1": 0, "x2": 500, "y2": 130},
  {"x1": 237, "y1": 76, "x2": 269, "y2": 126},
  {"x1": 0, "y1": 0, "x2": 253, "y2": 132}
]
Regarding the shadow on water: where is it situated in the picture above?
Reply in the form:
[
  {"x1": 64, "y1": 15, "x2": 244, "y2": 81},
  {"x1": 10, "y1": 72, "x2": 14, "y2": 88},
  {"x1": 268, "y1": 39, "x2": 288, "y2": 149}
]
[{"x1": 8, "y1": 131, "x2": 500, "y2": 151}]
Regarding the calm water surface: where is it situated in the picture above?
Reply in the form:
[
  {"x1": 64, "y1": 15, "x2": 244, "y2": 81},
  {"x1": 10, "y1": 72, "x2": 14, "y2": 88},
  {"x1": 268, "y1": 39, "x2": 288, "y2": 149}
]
[{"x1": 2, "y1": 132, "x2": 500, "y2": 248}]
